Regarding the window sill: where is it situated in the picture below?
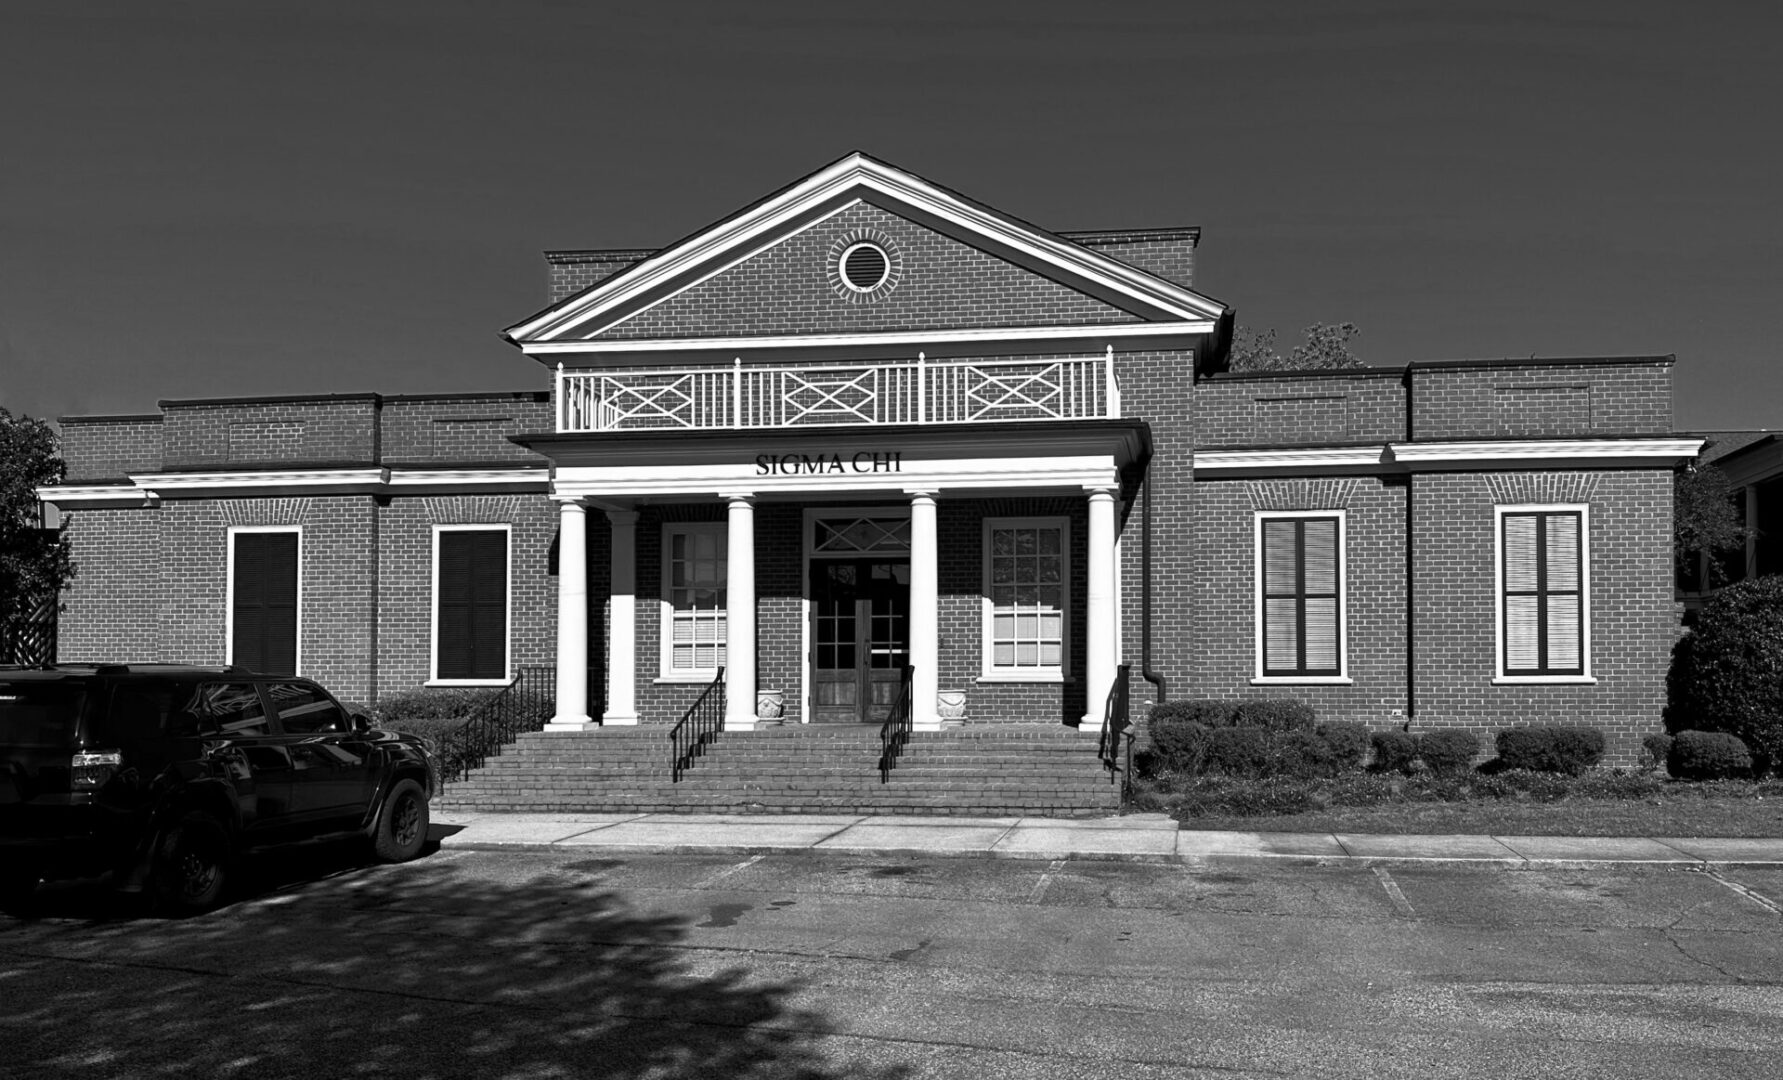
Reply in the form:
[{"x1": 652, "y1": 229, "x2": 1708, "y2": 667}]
[
  {"x1": 1250, "y1": 676, "x2": 1353, "y2": 686},
  {"x1": 975, "y1": 672, "x2": 1072, "y2": 685},
  {"x1": 1492, "y1": 675, "x2": 1597, "y2": 685},
  {"x1": 654, "y1": 674, "x2": 724, "y2": 685},
  {"x1": 426, "y1": 678, "x2": 513, "y2": 688}
]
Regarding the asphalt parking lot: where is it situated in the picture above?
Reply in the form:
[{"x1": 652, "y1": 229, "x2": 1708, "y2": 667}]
[{"x1": 3, "y1": 847, "x2": 1780, "y2": 1079}]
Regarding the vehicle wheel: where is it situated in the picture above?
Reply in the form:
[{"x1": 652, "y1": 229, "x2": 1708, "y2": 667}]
[
  {"x1": 372, "y1": 779, "x2": 429, "y2": 863},
  {"x1": 0, "y1": 872, "x2": 40, "y2": 915},
  {"x1": 151, "y1": 813, "x2": 230, "y2": 916}
]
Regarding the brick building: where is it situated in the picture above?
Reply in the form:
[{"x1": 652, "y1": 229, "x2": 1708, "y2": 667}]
[{"x1": 41, "y1": 153, "x2": 1698, "y2": 776}]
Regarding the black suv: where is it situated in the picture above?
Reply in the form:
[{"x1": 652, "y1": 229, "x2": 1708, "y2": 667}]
[{"x1": 0, "y1": 664, "x2": 439, "y2": 913}]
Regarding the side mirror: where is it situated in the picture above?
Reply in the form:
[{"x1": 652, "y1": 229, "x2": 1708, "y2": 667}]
[{"x1": 351, "y1": 712, "x2": 372, "y2": 733}]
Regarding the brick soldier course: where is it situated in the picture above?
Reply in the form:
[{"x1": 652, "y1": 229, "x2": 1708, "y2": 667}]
[{"x1": 41, "y1": 152, "x2": 1699, "y2": 814}]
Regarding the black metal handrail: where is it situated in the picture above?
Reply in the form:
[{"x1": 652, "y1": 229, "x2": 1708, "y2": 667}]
[
  {"x1": 436, "y1": 664, "x2": 556, "y2": 784},
  {"x1": 1097, "y1": 664, "x2": 1134, "y2": 796},
  {"x1": 879, "y1": 664, "x2": 915, "y2": 782},
  {"x1": 670, "y1": 667, "x2": 725, "y2": 781}
]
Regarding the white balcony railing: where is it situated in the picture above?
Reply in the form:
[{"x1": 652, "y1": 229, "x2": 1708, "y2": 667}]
[{"x1": 555, "y1": 351, "x2": 1120, "y2": 433}]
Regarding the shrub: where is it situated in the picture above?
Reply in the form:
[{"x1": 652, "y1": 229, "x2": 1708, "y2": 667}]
[
  {"x1": 1149, "y1": 699, "x2": 1238, "y2": 729},
  {"x1": 1417, "y1": 731, "x2": 1480, "y2": 776},
  {"x1": 1495, "y1": 726, "x2": 1605, "y2": 776},
  {"x1": 1370, "y1": 730, "x2": 1418, "y2": 774},
  {"x1": 1149, "y1": 718, "x2": 1215, "y2": 776},
  {"x1": 1666, "y1": 576, "x2": 1783, "y2": 773},
  {"x1": 1207, "y1": 726, "x2": 1272, "y2": 778},
  {"x1": 1270, "y1": 729, "x2": 1339, "y2": 779},
  {"x1": 1667, "y1": 730, "x2": 1754, "y2": 781},
  {"x1": 1641, "y1": 733, "x2": 1674, "y2": 771},
  {"x1": 1316, "y1": 721, "x2": 1372, "y2": 771},
  {"x1": 371, "y1": 687, "x2": 501, "y2": 727},
  {"x1": 1233, "y1": 698, "x2": 1317, "y2": 733}
]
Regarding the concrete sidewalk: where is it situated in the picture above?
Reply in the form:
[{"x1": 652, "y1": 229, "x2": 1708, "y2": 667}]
[{"x1": 432, "y1": 810, "x2": 1783, "y2": 869}]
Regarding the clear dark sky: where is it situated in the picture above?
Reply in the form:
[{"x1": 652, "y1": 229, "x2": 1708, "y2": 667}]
[{"x1": 2, "y1": 1, "x2": 1777, "y2": 431}]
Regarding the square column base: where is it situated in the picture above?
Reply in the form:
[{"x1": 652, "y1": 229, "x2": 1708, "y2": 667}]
[
  {"x1": 726, "y1": 717, "x2": 758, "y2": 732},
  {"x1": 601, "y1": 713, "x2": 639, "y2": 726},
  {"x1": 544, "y1": 719, "x2": 599, "y2": 732}
]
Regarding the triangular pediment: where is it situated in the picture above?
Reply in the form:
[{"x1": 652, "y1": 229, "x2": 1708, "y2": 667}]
[{"x1": 506, "y1": 153, "x2": 1228, "y2": 352}]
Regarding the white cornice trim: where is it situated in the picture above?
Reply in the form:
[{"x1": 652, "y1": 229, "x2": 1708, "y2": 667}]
[
  {"x1": 509, "y1": 154, "x2": 1227, "y2": 342},
  {"x1": 1194, "y1": 447, "x2": 1389, "y2": 473},
  {"x1": 1388, "y1": 438, "x2": 1704, "y2": 466},
  {"x1": 520, "y1": 320, "x2": 1215, "y2": 357},
  {"x1": 386, "y1": 467, "x2": 549, "y2": 489},
  {"x1": 551, "y1": 455, "x2": 1120, "y2": 498},
  {"x1": 129, "y1": 468, "x2": 390, "y2": 495},
  {"x1": 35, "y1": 483, "x2": 157, "y2": 508},
  {"x1": 1194, "y1": 438, "x2": 1704, "y2": 478}
]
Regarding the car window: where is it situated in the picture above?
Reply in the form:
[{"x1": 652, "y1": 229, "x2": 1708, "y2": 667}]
[
  {"x1": 265, "y1": 682, "x2": 348, "y2": 735},
  {"x1": 100, "y1": 684, "x2": 182, "y2": 742},
  {"x1": 197, "y1": 683, "x2": 272, "y2": 737},
  {"x1": 0, "y1": 681, "x2": 88, "y2": 748}
]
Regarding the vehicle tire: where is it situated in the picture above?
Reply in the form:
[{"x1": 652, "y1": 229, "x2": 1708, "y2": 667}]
[
  {"x1": 372, "y1": 779, "x2": 429, "y2": 863},
  {"x1": 151, "y1": 813, "x2": 231, "y2": 916},
  {"x1": 0, "y1": 872, "x2": 40, "y2": 915}
]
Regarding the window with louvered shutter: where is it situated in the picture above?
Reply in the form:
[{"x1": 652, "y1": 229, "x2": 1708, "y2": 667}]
[
  {"x1": 231, "y1": 531, "x2": 298, "y2": 675},
  {"x1": 1259, "y1": 516, "x2": 1342, "y2": 677},
  {"x1": 437, "y1": 529, "x2": 508, "y2": 681},
  {"x1": 1502, "y1": 510, "x2": 1584, "y2": 676}
]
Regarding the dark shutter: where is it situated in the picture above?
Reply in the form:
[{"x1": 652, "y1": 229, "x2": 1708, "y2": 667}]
[
  {"x1": 439, "y1": 530, "x2": 508, "y2": 680},
  {"x1": 232, "y1": 533, "x2": 298, "y2": 675},
  {"x1": 1503, "y1": 511, "x2": 1583, "y2": 675}
]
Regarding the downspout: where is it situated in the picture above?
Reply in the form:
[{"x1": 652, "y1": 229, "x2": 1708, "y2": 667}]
[
  {"x1": 1141, "y1": 466, "x2": 1166, "y2": 704},
  {"x1": 1403, "y1": 367, "x2": 1415, "y2": 728}
]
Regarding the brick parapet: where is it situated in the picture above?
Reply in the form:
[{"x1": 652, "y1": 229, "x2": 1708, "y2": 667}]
[
  {"x1": 1409, "y1": 360, "x2": 1674, "y2": 440},
  {"x1": 1194, "y1": 371, "x2": 1407, "y2": 447}
]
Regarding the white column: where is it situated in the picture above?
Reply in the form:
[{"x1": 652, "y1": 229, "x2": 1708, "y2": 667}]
[
  {"x1": 1083, "y1": 487, "x2": 1118, "y2": 731},
  {"x1": 547, "y1": 498, "x2": 594, "y2": 730},
  {"x1": 723, "y1": 494, "x2": 757, "y2": 730},
  {"x1": 602, "y1": 510, "x2": 639, "y2": 725},
  {"x1": 909, "y1": 491, "x2": 941, "y2": 731}
]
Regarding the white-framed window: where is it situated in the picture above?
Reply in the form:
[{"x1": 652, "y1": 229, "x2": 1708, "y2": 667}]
[
  {"x1": 981, "y1": 517, "x2": 1069, "y2": 681},
  {"x1": 661, "y1": 522, "x2": 728, "y2": 679},
  {"x1": 430, "y1": 524, "x2": 511, "y2": 685},
  {"x1": 1495, "y1": 503, "x2": 1593, "y2": 683},
  {"x1": 1254, "y1": 511, "x2": 1349, "y2": 684},
  {"x1": 226, "y1": 525, "x2": 302, "y2": 676}
]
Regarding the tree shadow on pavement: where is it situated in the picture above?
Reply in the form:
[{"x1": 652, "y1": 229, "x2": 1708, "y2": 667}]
[{"x1": 0, "y1": 854, "x2": 915, "y2": 1080}]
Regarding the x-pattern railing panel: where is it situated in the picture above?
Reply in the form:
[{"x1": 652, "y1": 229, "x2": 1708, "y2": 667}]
[{"x1": 557, "y1": 354, "x2": 1114, "y2": 432}]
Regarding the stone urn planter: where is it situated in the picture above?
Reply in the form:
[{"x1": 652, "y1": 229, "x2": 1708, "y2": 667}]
[
  {"x1": 936, "y1": 689, "x2": 968, "y2": 728},
  {"x1": 755, "y1": 689, "x2": 786, "y2": 726}
]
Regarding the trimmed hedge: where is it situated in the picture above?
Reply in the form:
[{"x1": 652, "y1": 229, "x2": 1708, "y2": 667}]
[
  {"x1": 1418, "y1": 731, "x2": 1480, "y2": 777},
  {"x1": 1495, "y1": 726, "x2": 1605, "y2": 776},
  {"x1": 1207, "y1": 726, "x2": 1273, "y2": 778},
  {"x1": 1149, "y1": 699, "x2": 1237, "y2": 729},
  {"x1": 1317, "y1": 722, "x2": 1372, "y2": 771},
  {"x1": 1668, "y1": 730, "x2": 1753, "y2": 781},
  {"x1": 1149, "y1": 718, "x2": 1215, "y2": 775},
  {"x1": 1270, "y1": 729, "x2": 1340, "y2": 780},
  {"x1": 1232, "y1": 698, "x2": 1317, "y2": 733},
  {"x1": 1641, "y1": 733, "x2": 1674, "y2": 771},
  {"x1": 1666, "y1": 576, "x2": 1783, "y2": 773},
  {"x1": 1370, "y1": 730, "x2": 1419, "y2": 775}
]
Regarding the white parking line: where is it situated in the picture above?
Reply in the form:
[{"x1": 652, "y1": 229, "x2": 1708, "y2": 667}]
[
  {"x1": 1373, "y1": 866, "x2": 1417, "y2": 918},
  {"x1": 1705, "y1": 869, "x2": 1783, "y2": 916},
  {"x1": 1028, "y1": 859, "x2": 1066, "y2": 904},
  {"x1": 692, "y1": 854, "x2": 767, "y2": 890}
]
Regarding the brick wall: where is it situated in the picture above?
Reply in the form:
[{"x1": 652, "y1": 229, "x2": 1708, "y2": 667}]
[
  {"x1": 59, "y1": 416, "x2": 163, "y2": 481},
  {"x1": 380, "y1": 393, "x2": 552, "y2": 463},
  {"x1": 1194, "y1": 371, "x2": 1408, "y2": 447},
  {"x1": 599, "y1": 203, "x2": 1143, "y2": 339},
  {"x1": 57, "y1": 508, "x2": 163, "y2": 660},
  {"x1": 1410, "y1": 360, "x2": 1673, "y2": 440},
  {"x1": 161, "y1": 397, "x2": 379, "y2": 468},
  {"x1": 1411, "y1": 470, "x2": 1673, "y2": 766},
  {"x1": 1060, "y1": 230, "x2": 1198, "y2": 287},
  {"x1": 546, "y1": 249, "x2": 656, "y2": 303}
]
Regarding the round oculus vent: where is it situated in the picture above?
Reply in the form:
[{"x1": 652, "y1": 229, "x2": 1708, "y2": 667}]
[{"x1": 840, "y1": 243, "x2": 890, "y2": 291}]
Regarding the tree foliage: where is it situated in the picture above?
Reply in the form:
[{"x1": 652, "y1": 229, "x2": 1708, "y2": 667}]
[
  {"x1": 1666, "y1": 575, "x2": 1783, "y2": 774},
  {"x1": 0, "y1": 408, "x2": 74, "y2": 629},
  {"x1": 1228, "y1": 322, "x2": 1364, "y2": 372},
  {"x1": 1674, "y1": 463, "x2": 1749, "y2": 586}
]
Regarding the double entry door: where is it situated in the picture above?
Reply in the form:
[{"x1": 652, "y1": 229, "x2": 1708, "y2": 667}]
[{"x1": 810, "y1": 559, "x2": 910, "y2": 724}]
